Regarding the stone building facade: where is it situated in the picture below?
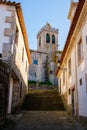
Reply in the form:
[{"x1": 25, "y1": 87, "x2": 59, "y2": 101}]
[
  {"x1": 29, "y1": 50, "x2": 47, "y2": 82},
  {"x1": 0, "y1": 1, "x2": 31, "y2": 114},
  {"x1": 29, "y1": 23, "x2": 59, "y2": 85},
  {"x1": 56, "y1": 0, "x2": 87, "y2": 125}
]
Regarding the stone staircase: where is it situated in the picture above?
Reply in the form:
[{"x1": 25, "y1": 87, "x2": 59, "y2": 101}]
[{"x1": 22, "y1": 90, "x2": 65, "y2": 111}]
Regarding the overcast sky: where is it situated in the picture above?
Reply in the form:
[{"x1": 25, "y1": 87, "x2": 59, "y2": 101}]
[{"x1": 11, "y1": 0, "x2": 78, "y2": 50}]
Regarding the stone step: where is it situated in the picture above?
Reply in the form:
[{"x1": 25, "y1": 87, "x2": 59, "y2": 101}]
[{"x1": 22, "y1": 90, "x2": 65, "y2": 111}]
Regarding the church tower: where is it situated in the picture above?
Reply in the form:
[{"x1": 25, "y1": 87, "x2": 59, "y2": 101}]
[
  {"x1": 37, "y1": 22, "x2": 58, "y2": 54},
  {"x1": 37, "y1": 23, "x2": 58, "y2": 85}
]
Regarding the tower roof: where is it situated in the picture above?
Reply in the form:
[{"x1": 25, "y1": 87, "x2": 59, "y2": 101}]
[
  {"x1": 37, "y1": 22, "x2": 58, "y2": 37},
  {"x1": 43, "y1": 22, "x2": 52, "y2": 30}
]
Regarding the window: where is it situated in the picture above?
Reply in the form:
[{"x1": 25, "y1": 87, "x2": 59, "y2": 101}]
[
  {"x1": 33, "y1": 60, "x2": 38, "y2": 65},
  {"x1": 68, "y1": 58, "x2": 71, "y2": 77},
  {"x1": 78, "y1": 38, "x2": 84, "y2": 64},
  {"x1": 60, "y1": 78, "x2": 61, "y2": 93},
  {"x1": 34, "y1": 72, "x2": 36, "y2": 77},
  {"x1": 22, "y1": 48, "x2": 24, "y2": 62},
  {"x1": 52, "y1": 35, "x2": 55, "y2": 44},
  {"x1": 50, "y1": 70, "x2": 53, "y2": 74},
  {"x1": 15, "y1": 26, "x2": 19, "y2": 46},
  {"x1": 79, "y1": 78, "x2": 82, "y2": 86},
  {"x1": 39, "y1": 37, "x2": 41, "y2": 46},
  {"x1": 68, "y1": 89, "x2": 71, "y2": 95},
  {"x1": 0, "y1": 53, "x2": 2, "y2": 58},
  {"x1": 46, "y1": 34, "x2": 50, "y2": 43},
  {"x1": 86, "y1": 35, "x2": 87, "y2": 44},
  {"x1": 20, "y1": 83, "x2": 22, "y2": 98},
  {"x1": 63, "y1": 70, "x2": 65, "y2": 85}
]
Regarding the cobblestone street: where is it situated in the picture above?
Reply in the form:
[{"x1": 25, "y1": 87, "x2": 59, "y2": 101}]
[{"x1": 12, "y1": 111, "x2": 86, "y2": 130}]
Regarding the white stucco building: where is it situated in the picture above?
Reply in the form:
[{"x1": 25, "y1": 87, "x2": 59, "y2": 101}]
[
  {"x1": 0, "y1": 0, "x2": 31, "y2": 114},
  {"x1": 56, "y1": 0, "x2": 87, "y2": 124}
]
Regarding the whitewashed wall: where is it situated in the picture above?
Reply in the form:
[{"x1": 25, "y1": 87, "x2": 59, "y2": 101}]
[
  {"x1": 15, "y1": 10, "x2": 29, "y2": 86},
  {"x1": 0, "y1": 4, "x2": 29, "y2": 87},
  {"x1": 0, "y1": 5, "x2": 11, "y2": 53},
  {"x1": 77, "y1": 20, "x2": 87, "y2": 116}
]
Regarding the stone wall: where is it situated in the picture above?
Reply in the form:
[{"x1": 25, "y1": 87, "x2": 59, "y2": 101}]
[
  {"x1": 28, "y1": 84, "x2": 57, "y2": 90},
  {"x1": 29, "y1": 50, "x2": 47, "y2": 82},
  {"x1": 0, "y1": 60, "x2": 10, "y2": 125}
]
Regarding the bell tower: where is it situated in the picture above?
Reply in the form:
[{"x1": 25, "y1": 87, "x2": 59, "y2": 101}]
[
  {"x1": 37, "y1": 22, "x2": 58, "y2": 61},
  {"x1": 37, "y1": 22, "x2": 58, "y2": 52},
  {"x1": 37, "y1": 23, "x2": 59, "y2": 85}
]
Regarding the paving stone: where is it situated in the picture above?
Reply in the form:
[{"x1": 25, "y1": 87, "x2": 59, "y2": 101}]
[
  {"x1": 12, "y1": 111, "x2": 86, "y2": 130},
  {"x1": 5, "y1": 90, "x2": 87, "y2": 130}
]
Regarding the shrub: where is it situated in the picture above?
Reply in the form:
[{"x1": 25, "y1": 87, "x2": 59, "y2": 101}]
[
  {"x1": 39, "y1": 81, "x2": 52, "y2": 85},
  {"x1": 28, "y1": 80, "x2": 37, "y2": 84}
]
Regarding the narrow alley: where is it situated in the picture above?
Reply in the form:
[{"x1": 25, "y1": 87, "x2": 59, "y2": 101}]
[{"x1": 11, "y1": 90, "x2": 86, "y2": 130}]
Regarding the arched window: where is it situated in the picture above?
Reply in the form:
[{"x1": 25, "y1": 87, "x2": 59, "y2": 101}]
[
  {"x1": 52, "y1": 35, "x2": 55, "y2": 44},
  {"x1": 46, "y1": 34, "x2": 50, "y2": 43}
]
